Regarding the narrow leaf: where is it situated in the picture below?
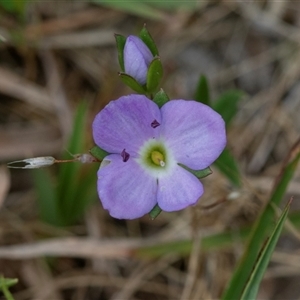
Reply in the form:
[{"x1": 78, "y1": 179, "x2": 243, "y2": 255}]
[
  {"x1": 92, "y1": 0, "x2": 166, "y2": 21},
  {"x1": 57, "y1": 101, "x2": 89, "y2": 225},
  {"x1": 0, "y1": 276, "x2": 18, "y2": 300},
  {"x1": 67, "y1": 164, "x2": 98, "y2": 223},
  {"x1": 221, "y1": 139, "x2": 300, "y2": 300},
  {"x1": 144, "y1": 0, "x2": 197, "y2": 10},
  {"x1": 136, "y1": 210, "x2": 300, "y2": 258},
  {"x1": 0, "y1": 0, "x2": 26, "y2": 14},
  {"x1": 241, "y1": 200, "x2": 291, "y2": 299},
  {"x1": 33, "y1": 169, "x2": 61, "y2": 226},
  {"x1": 136, "y1": 227, "x2": 250, "y2": 258},
  {"x1": 0, "y1": 278, "x2": 18, "y2": 288},
  {"x1": 213, "y1": 89, "x2": 244, "y2": 127},
  {"x1": 214, "y1": 148, "x2": 241, "y2": 187},
  {"x1": 194, "y1": 74, "x2": 210, "y2": 106}
]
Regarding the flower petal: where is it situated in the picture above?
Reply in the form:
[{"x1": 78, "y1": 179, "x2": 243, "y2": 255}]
[
  {"x1": 160, "y1": 100, "x2": 226, "y2": 170},
  {"x1": 157, "y1": 165, "x2": 203, "y2": 211},
  {"x1": 97, "y1": 154, "x2": 157, "y2": 219},
  {"x1": 92, "y1": 95, "x2": 161, "y2": 156},
  {"x1": 124, "y1": 36, "x2": 153, "y2": 85}
]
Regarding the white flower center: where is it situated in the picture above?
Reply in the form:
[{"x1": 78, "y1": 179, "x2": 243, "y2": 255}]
[{"x1": 136, "y1": 139, "x2": 176, "y2": 178}]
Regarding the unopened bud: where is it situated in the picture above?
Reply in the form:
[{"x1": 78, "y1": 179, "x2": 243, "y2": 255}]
[{"x1": 124, "y1": 35, "x2": 154, "y2": 85}]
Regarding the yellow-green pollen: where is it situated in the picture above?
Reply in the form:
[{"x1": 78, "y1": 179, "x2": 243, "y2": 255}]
[{"x1": 150, "y1": 150, "x2": 165, "y2": 167}]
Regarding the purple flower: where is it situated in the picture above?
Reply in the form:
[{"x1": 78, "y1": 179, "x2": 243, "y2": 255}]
[
  {"x1": 92, "y1": 95, "x2": 226, "y2": 219},
  {"x1": 123, "y1": 35, "x2": 154, "y2": 85}
]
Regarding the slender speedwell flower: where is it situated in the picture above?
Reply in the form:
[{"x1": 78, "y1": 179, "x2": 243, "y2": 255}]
[{"x1": 92, "y1": 95, "x2": 226, "y2": 219}]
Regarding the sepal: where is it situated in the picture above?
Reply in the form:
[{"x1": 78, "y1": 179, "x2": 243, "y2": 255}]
[
  {"x1": 149, "y1": 204, "x2": 162, "y2": 220},
  {"x1": 114, "y1": 34, "x2": 126, "y2": 71},
  {"x1": 153, "y1": 89, "x2": 169, "y2": 108},
  {"x1": 139, "y1": 25, "x2": 159, "y2": 56},
  {"x1": 89, "y1": 146, "x2": 109, "y2": 161},
  {"x1": 119, "y1": 72, "x2": 147, "y2": 94},
  {"x1": 146, "y1": 57, "x2": 163, "y2": 93},
  {"x1": 178, "y1": 163, "x2": 212, "y2": 179}
]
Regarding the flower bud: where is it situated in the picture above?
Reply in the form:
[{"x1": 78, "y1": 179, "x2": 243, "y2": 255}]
[{"x1": 123, "y1": 35, "x2": 154, "y2": 85}]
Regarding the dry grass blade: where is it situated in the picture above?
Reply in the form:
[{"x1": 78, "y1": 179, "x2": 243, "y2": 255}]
[
  {"x1": 0, "y1": 238, "x2": 143, "y2": 259},
  {"x1": 18, "y1": 273, "x2": 180, "y2": 300},
  {"x1": 21, "y1": 260, "x2": 63, "y2": 300},
  {"x1": 180, "y1": 233, "x2": 202, "y2": 300},
  {"x1": 40, "y1": 50, "x2": 72, "y2": 140},
  {"x1": 37, "y1": 29, "x2": 116, "y2": 49},
  {"x1": 0, "y1": 125, "x2": 61, "y2": 161},
  {"x1": 0, "y1": 67, "x2": 53, "y2": 112},
  {"x1": 25, "y1": 8, "x2": 121, "y2": 39},
  {"x1": 0, "y1": 166, "x2": 10, "y2": 209},
  {"x1": 248, "y1": 176, "x2": 300, "y2": 196},
  {"x1": 111, "y1": 254, "x2": 180, "y2": 300}
]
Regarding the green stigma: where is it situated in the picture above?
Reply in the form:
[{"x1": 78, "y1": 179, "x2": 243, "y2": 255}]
[{"x1": 151, "y1": 150, "x2": 165, "y2": 167}]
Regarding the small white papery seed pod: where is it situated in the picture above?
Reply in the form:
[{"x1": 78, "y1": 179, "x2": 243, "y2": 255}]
[{"x1": 7, "y1": 157, "x2": 55, "y2": 169}]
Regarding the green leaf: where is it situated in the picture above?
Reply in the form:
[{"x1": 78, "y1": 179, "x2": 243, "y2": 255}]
[
  {"x1": 0, "y1": 277, "x2": 18, "y2": 288},
  {"x1": 115, "y1": 34, "x2": 126, "y2": 71},
  {"x1": 0, "y1": 0, "x2": 26, "y2": 15},
  {"x1": 214, "y1": 148, "x2": 241, "y2": 187},
  {"x1": 56, "y1": 101, "x2": 89, "y2": 225},
  {"x1": 0, "y1": 0, "x2": 15, "y2": 12},
  {"x1": 33, "y1": 102, "x2": 99, "y2": 227},
  {"x1": 136, "y1": 209, "x2": 300, "y2": 258},
  {"x1": 146, "y1": 57, "x2": 163, "y2": 93},
  {"x1": 221, "y1": 140, "x2": 300, "y2": 300},
  {"x1": 67, "y1": 164, "x2": 98, "y2": 223},
  {"x1": 33, "y1": 169, "x2": 61, "y2": 226},
  {"x1": 89, "y1": 146, "x2": 109, "y2": 161},
  {"x1": 0, "y1": 276, "x2": 18, "y2": 300},
  {"x1": 149, "y1": 204, "x2": 162, "y2": 220},
  {"x1": 213, "y1": 89, "x2": 244, "y2": 127},
  {"x1": 119, "y1": 73, "x2": 146, "y2": 94},
  {"x1": 241, "y1": 200, "x2": 291, "y2": 300},
  {"x1": 178, "y1": 163, "x2": 212, "y2": 179},
  {"x1": 210, "y1": 89, "x2": 243, "y2": 187},
  {"x1": 139, "y1": 25, "x2": 159, "y2": 56},
  {"x1": 194, "y1": 74, "x2": 210, "y2": 106},
  {"x1": 144, "y1": 0, "x2": 198, "y2": 10},
  {"x1": 92, "y1": 0, "x2": 166, "y2": 21},
  {"x1": 136, "y1": 226, "x2": 250, "y2": 258},
  {"x1": 153, "y1": 89, "x2": 169, "y2": 108}
]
